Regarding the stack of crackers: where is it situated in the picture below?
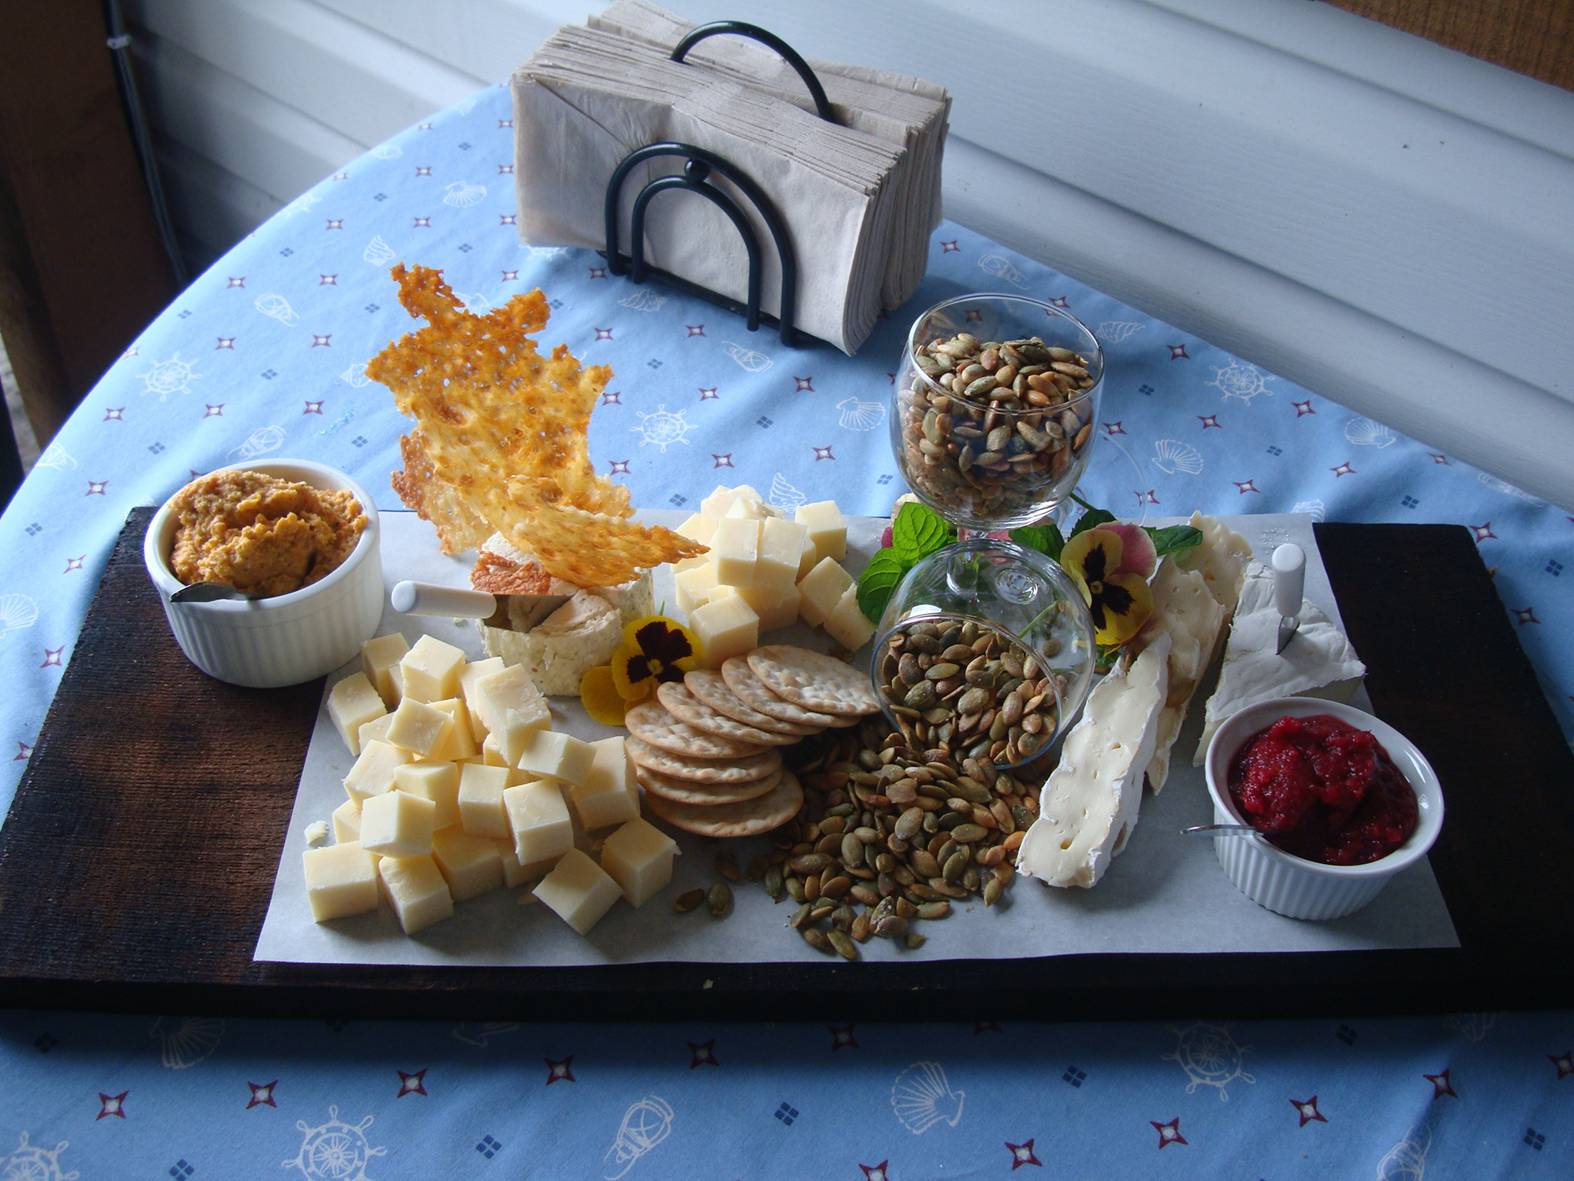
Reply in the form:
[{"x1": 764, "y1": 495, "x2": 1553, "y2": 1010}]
[{"x1": 626, "y1": 646, "x2": 882, "y2": 838}]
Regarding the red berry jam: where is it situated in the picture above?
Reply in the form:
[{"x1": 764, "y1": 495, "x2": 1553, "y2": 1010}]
[{"x1": 1227, "y1": 714, "x2": 1418, "y2": 866}]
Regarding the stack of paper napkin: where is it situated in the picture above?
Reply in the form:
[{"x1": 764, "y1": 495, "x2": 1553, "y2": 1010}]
[{"x1": 512, "y1": 1, "x2": 950, "y2": 354}]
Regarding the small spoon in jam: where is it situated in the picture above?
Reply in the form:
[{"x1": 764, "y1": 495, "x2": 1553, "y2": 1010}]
[
  {"x1": 170, "y1": 582, "x2": 253, "y2": 604},
  {"x1": 1180, "y1": 823, "x2": 1263, "y2": 839}
]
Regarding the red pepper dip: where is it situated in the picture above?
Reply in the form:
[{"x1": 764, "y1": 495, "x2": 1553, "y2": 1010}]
[{"x1": 1228, "y1": 714, "x2": 1418, "y2": 866}]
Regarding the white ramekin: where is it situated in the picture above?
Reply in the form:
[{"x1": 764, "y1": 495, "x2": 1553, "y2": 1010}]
[
  {"x1": 1203, "y1": 696, "x2": 1444, "y2": 921},
  {"x1": 143, "y1": 459, "x2": 384, "y2": 688}
]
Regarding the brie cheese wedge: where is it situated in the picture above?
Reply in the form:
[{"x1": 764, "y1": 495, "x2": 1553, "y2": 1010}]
[{"x1": 1017, "y1": 633, "x2": 1170, "y2": 889}]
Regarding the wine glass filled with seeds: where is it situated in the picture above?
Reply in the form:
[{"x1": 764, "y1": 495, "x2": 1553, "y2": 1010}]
[
  {"x1": 871, "y1": 538, "x2": 1097, "y2": 770},
  {"x1": 892, "y1": 293, "x2": 1104, "y2": 533}
]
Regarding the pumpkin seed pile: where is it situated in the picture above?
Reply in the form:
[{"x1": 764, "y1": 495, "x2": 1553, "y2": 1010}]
[
  {"x1": 760, "y1": 717, "x2": 1042, "y2": 959},
  {"x1": 877, "y1": 617, "x2": 1067, "y2": 768},
  {"x1": 899, "y1": 331, "x2": 1097, "y2": 523}
]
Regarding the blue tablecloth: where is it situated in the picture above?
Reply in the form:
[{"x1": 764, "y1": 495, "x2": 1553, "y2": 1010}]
[{"x1": 2, "y1": 82, "x2": 1570, "y2": 1180}]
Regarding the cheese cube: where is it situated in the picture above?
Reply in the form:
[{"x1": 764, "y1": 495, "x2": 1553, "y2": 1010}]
[
  {"x1": 431, "y1": 826, "x2": 504, "y2": 901},
  {"x1": 600, "y1": 817, "x2": 680, "y2": 907},
  {"x1": 503, "y1": 779, "x2": 575, "y2": 865},
  {"x1": 359, "y1": 789, "x2": 438, "y2": 858},
  {"x1": 358, "y1": 712, "x2": 396, "y2": 750},
  {"x1": 674, "y1": 562, "x2": 720, "y2": 614},
  {"x1": 387, "y1": 663, "x2": 404, "y2": 706},
  {"x1": 797, "y1": 556, "x2": 855, "y2": 628},
  {"x1": 426, "y1": 698, "x2": 479, "y2": 761},
  {"x1": 497, "y1": 704, "x2": 553, "y2": 767},
  {"x1": 457, "y1": 762, "x2": 512, "y2": 839},
  {"x1": 712, "y1": 517, "x2": 760, "y2": 588},
  {"x1": 343, "y1": 739, "x2": 412, "y2": 804},
  {"x1": 795, "y1": 500, "x2": 847, "y2": 567},
  {"x1": 689, "y1": 594, "x2": 760, "y2": 668},
  {"x1": 824, "y1": 583, "x2": 876, "y2": 650},
  {"x1": 699, "y1": 483, "x2": 763, "y2": 520},
  {"x1": 532, "y1": 848, "x2": 622, "y2": 935},
  {"x1": 360, "y1": 633, "x2": 409, "y2": 708},
  {"x1": 568, "y1": 737, "x2": 640, "y2": 830},
  {"x1": 328, "y1": 672, "x2": 387, "y2": 756},
  {"x1": 393, "y1": 761, "x2": 460, "y2": 829},
  {"x1": 377, "y1": 854, "x2": 453, "y2": 934},
  {"x1": 468, "y1": 664, "x2": 548, "y2": 735},
  {"x1": 304, "y1": 843, "x2": 381, "y2": 922},
  {"x1": 497, "y1": 841, "x2": 557, "y2": 888},
  {"x1": 513, "y1": 729, "x2": 595, "y2": 787},
  {"x1": 331, "y1": 798, "x2": 362, "y2": 844},
  {"x1": 480, "y1": 731, "x2": 509, "y2": 768},
  {"x1": 385, "y1": 697, "x2": 454, "y2": 758},
  {"x1": 705, "y1": 583, "x2": 740, "y2": 603},
  {"x1": 456, "y1": 657, "x2": 506, "y2": 739},
  {"x1": 737, "y1": 583, "x2": 800, "y2": 633},
  {"x1": 757, "y1": 518, "x2": 808, "y2": 595},
  {"x1": 399, "y1": 634, "x2": 465, "y2": 702},
  {"x1": 672, "y1": 512, "x2": 719, "y2": 573}
]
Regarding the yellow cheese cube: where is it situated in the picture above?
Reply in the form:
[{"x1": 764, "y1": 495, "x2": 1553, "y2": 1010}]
[
  {"x1": 457, "y1": 762, "x2": 512, "y2": 840},
  {"x1": 385, "y1": 697, "x2": 454, "y2": 758},
  {"x1": 399, "y1": 634, "x2": 465, "y2": 702},
  {"x1": 388, "y1": 663, "x2": 404, "y2": 706},
  {"x1": 456, "y1": 657, "x2": 506, "y2": 739},
  {"x1": 532, "y1": 848, "x2": 622, "y2": 935},
  {"x1": 712, "y1": 517, "x2": 760, "y2": 588},
  {"x1": 304, "y1": 843, "x2": 380, "y2": 922},
  {"x1": 377, "y1": 854, "x2": 454, "y2": 935},
  {"x1": 503, "y1": 779, "x2": 575, "y2": 865},
  {"x1": 359, "y1": 789, "x2": 438, "y2": 858},
  {"x1": 328, "y1": 672, "x2": 387, "y2": 757},
  {"x1": 689, "y1": 594, "x2": 760, "y2": 668},
  {"x1": 431, "y1": 826, "x2": 504, "y2": 901},
  {"x1": 513, "y1": 729, "x2": 595, "y2": 787},
  {"x1": 480, "y1": 731, "x2": 509, "y2": 768},
  {"x1": 358, "y1": 712, "x2": 396, "y2": 750},
  {"x1": 672, "y1": 512, "x2": 719, "y2": 574},
  {"x1": 797, "y1": 556, "x2": 856, "y2": 628},
  {"x1": 331, "y1": 798, "x2": 362, "y2": 845},
  {"x1": 360, "y1": 633, "x2": 409, "y2": 708},
  {"x1": 343, "y1": 739, "x2": 412, "y2": 804},
  {"x1": 468, "y1": 664, "x2": 548, "y2": 735},
  {"x1": 674, "y1": 562, "x2": 720, "y2": 614},
  {"x1": 757, "y1": 518, "x2": 808, "y2": 594},
  {"x1": 497, "y1": 703, "x2": 553, "y2": 767},
  {"x1": 393, "y1": 761, "x2": 460, "y2": 830},
  {"x1": 569, "y1": 737, "x2": 641, "y2": 831},
  {"x1": 600, "y1": 817, "x2": 680, "y2": 907},
  {"x1": 699, "y1": 483, "x2": 761, "y2": 520},
  {"x1": 426, "y1": 698, "x2": 479, "y2": 762},
  {"x1": 795, "y1": 500, "x2": 847, "y2": 567},
  {"x1": 497, "y1": 841, "x2": 557, "y2": 888},
  {"x1": 824, "y1": 583, "x2": 876, "y2": 650},
  {"x1": 737, "y1": 583, "x2": 801, "y2": 634}
]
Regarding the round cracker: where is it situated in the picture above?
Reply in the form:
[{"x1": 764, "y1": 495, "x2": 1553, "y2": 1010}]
[
  {"x1": 747, "y1": 645, "x2": 882, "y2": 716},
  {"x1": 720, "y1": 657, "x2": 855, "y2": 728},
  {"x1": 646, "y1": 771, "x2": 804, "y2": 838},
  {"x1": 625, "y1": 701, "x2": 767, "y2": 759},
  {"x1": 682, "y1": 669, "x2": 817, "y2": 736},
  {"x1": 625, "y1": 735, "x2": 782, "y2": 783},
  {"x1": 635, "y1": 763, "x2": 783, "y2": 806},
  {"x1": 656, "y1": 682, "x2": 801, "y2": 747}
]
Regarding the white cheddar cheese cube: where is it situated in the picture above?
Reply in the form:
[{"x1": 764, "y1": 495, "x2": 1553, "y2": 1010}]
[
  {"x1": 712, "y1": 517, "x2": 760, "y2": 588},
  {"x1": 795, "y1": 500, "x2": 847, "y2": 566},
  {"x1": 426, "y1": 698, "x2": 479, "y2": 762},
  {"x1": 385, "y1": 698, "x2": 454, "y2": 758},
  {"x1": 497, "y1": 841, "x2": 557, "y2": 888},
  {"x1": 431, "y1": 826, "x2": 504, "y2": 901},
  {"x1": 343, "y1": 739, "x2": 411, "y2": 804},
  {"x1": 456, "y1": 657, "x2": 506, "y2": 739},
  {"x1": 689, "y1": 595, "x2": 759, "y2": 669},
  {"x1": 331, "y1": 798, "x2": 362, "y2": 845},
  {"x1": 480, "y1": 731, "x2": 509, "y2": 768},
  {"x1": 359, "y1": 789, "x2": 438, "y2": 858},
  {"x1": 700, "y1": 483, "x2": 764, "y2": 521},
  {"x1": 399, "y1": 634, "x2": 465, "y2": 702},
  {"x1": 457, "y1": 762, "x2": 512, "y2": 839},
  {"x1": 674, "y1": 562, "x2": 720, "y2": 614},
  {"x1": 737, "y1": 583, "x2": 801, "y2": 634},
  {"x1": 600, "y1": 817, "x2": 680, "y2": 907},
  {"x1": 304, "y1": 843, "x2": 381, "y2": 922},
  {"x1": 496, "y1": 704, "x2": 554, "y2": 767},
  {"x1": 756, "y1": 518, "x2": 808, "y2": 595},
  {"x1": 672, "y1": 512, "x2": 719, "y2": 573},
  {"x1": 377, "y1": 854, "x2": 454, "y2": 934},
  {"x1": 387, "y1": 663, "x2": 404, "y2": 706},
  {"x1": 360, "y1": 633, "x2": 409, "y2": 708},
  {"x1": 569, "y1": 737, "x2": 641, "y2": 830},
  {"x1": 532, "y1": 848, "x2": 622, "y2": 935},
  {"x1": 393, "y1": 761, "x2": 460, "y2": 830},
  {"x1": 824, "y1": 584, "x2": 876, "y2": 650},
  {"x1": 503, "y1": 779, "x2": 574, "y2": 865},
  {"x1": 513, "y1": 729, "x2": 595, "y2": 787},
  {"x1": 328, "y1": 672, "x2": 386, "y2": 756},
  {"x1": 468, "y1": 664, "x2": 548, "y2": 736},
  {"x1": 358, "y1": 713, "x2": 395, "y2": 750},
  {"x1": 797, "y1": 556, "x2": 855, "y2": 627}
]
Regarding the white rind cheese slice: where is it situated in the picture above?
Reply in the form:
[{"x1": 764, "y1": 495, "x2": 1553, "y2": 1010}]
[
  {"x1": 1192, "y1": 563, "x2": 1366, "y2": 763},
  {"x1": 1017, "y1": 633, "x2": 1171, "y2": 889},
  {"x1": 479, "y1": 590, "x2": 622, "y2": 696}
]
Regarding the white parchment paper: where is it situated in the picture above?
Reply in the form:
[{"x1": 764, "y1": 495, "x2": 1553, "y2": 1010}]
[{"x1": 254, "y1": 511, "x2": 1459, "y2": 965}]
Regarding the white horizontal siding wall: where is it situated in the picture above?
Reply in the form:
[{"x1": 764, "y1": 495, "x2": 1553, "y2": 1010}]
[{"x1": 123, "y1": 0, "x2": 1574, "y2": 508}]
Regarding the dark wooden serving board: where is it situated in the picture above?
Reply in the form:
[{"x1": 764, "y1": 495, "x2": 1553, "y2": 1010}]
[{"x1": 1, "y1": 509, "x2": 1571, "y2": 1021}]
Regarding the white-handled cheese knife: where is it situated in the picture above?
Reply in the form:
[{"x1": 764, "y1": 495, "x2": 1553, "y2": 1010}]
[
  {"x1": 1271, "y1": 542, "x2": 1305, "y2": 654},
  {"x1": 391, "y1": 580, "x2": 569, "y2": 630}
]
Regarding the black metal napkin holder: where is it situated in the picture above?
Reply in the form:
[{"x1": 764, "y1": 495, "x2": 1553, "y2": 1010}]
[{"x1": 601, "y1": 21, "x2": 832, "y2": 348}]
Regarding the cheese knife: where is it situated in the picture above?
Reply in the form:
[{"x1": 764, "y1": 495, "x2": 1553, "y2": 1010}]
[
  {"x1": 1271, "y1": 542, "x2": 1305, "y2": 654},
  {"x1": 391, "y1": 580, "x2": 570, "y2": 630}
]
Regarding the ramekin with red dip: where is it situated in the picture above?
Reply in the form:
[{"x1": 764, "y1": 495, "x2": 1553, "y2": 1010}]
[{"x1": 1204, "y1": 698, "x2": 1444, "y2": 920}]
